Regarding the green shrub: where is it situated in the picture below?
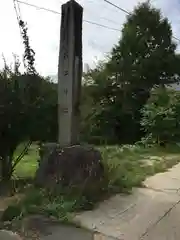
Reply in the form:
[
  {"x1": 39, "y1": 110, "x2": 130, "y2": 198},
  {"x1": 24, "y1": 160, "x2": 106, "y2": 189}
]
[
  {"x1": 1, "y1": 205, "x2": 22, "y2": 221},
  {"x1": 141, "y1": 87, "x2": 180, "y2": 145}
]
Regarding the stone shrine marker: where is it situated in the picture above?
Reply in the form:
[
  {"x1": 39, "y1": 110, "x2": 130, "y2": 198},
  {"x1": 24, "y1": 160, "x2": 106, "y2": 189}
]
[
  {"x1": 58, "y1": 0, "x2": 83, "y2": 147},
  {"x1": 35, "y1": 0, "x2": 104, "y2": 191}
]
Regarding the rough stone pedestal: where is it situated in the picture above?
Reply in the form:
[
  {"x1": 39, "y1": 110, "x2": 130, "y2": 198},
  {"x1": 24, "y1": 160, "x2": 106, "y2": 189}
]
[{"x1": 35, "y1": 143, "x2": 105, "y2": 195}]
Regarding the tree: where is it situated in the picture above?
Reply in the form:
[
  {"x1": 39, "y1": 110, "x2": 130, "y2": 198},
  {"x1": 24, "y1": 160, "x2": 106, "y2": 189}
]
[
  {"x1": 109, "y1": 2, "x2": 179, "y2": 86},
  {"x1": 0, "y1": 18, "x2": 58, "y2": 184},
  {"x1": 83, "y1": 2, "x2": 180, "y2": 144},
  {"x1": 0, "y1": 62, "x2": 58, "y2": 183},
  {"x1": 141, "y1": 87, "x2": 180, "y2": 145},
  {"x1": 81, "y1": 62, "x2": 123, "y2": 144}
]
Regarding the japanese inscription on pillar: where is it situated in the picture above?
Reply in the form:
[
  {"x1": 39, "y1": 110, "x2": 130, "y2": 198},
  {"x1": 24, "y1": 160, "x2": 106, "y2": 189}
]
[
  {"x1": 59, "y1": 9, "x2": 69, "y2": 114},
  {"x1": 58, "y1": 0, "x2": 83, "y2": 146}
]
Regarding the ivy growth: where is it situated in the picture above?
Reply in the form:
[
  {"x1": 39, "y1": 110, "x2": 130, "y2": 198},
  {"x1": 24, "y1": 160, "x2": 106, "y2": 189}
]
[{"x1": 19, "y1": 20, "x2": 37, "y2": 75}]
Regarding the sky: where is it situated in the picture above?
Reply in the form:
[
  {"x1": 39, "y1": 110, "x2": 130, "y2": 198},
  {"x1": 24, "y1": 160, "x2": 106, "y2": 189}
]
[{"x1": 0, "y1": 0, "x2": 180, "y2": 77}]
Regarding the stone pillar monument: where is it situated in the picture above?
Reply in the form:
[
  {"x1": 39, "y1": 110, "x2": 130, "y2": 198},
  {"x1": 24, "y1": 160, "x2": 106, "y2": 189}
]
[
  {"x1": 35, "y1": 0, "x2": 104, "y2": 190},
  {"x1": 58, "y1": 0, "x2": 83, "y2": 147}
]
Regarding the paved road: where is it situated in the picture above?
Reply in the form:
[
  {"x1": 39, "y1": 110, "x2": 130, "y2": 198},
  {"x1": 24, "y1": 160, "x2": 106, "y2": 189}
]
[
  {"x1": 40, "y1": 226, "x2": 116, "y2": 240},
  {"x1": 40, "y1": 225, "x2": 93, "y2": 240},
  {"x1": 73, "y1": 163, "x2": 180, "y2": 240}
]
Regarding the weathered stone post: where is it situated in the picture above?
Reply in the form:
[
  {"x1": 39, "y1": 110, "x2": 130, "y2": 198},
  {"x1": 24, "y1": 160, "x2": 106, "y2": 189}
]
[
  {"x1": 35, "y1": 1, "x2": 104, "y2": 191},
  {"x1": 58, "y1": 0, "x2": 83, "y2": 147}
]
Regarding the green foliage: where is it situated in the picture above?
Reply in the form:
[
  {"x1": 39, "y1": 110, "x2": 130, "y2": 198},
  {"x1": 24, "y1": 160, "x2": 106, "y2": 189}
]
[
  {"x1": 1, "y1": 188, "x2": 82, "y2": 222},
  {"x1": 0, "y1": 14, "x2": 57, "y2": 182},
  {"x1": 13, "y1": 143, "x2": 39, "y2": 178},
  {"x1": 81, "y1": 63, "x2": 123, "y2": 144},
  {"x1": 0, "y1": 62, "x2": 57, "y2": 182},
  {"x1": 81, "y1": 2, "x2": 180, "y2": 144},
  {"x1": 110, "y1": 2, "x2": 179, "y2": 85},
  {"x1": 19, "y1": 20, "x2": 37, "y2": 75},
  {"x1": 141, "y1": 87, "x2": 180, "y2": 145},
  {"x1": 3, "y1": 143, "x2": 180, "y2": 223},
  {"x1": 1, "y1": 205, "x2": 22, "y2": 222}
]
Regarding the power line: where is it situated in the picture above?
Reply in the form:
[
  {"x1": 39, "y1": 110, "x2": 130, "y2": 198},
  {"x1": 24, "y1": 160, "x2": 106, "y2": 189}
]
[
  {"x1": 13, "y1": 0, "x2": 26, "y2": 68},
  {"x1": 15, "y1": 0, "x2": 111, "y2": 59},
  {"x1": 15, "y1": 0, "x2": 180, "y2": 42},
  {"x1": 173, "y1": 36, "x2": 180, "y2": 42},
  {"x1": 13, "y1": 0, "x2": 21, "y2": 24},
  {"x1": 103, "y1": 0, "x2": 180, "y2": 42},
  {"x1": 84, "y1": 20, "x2": 120, "y2": 32},
  {"x1": 16, "y1": 0, "x2": 121, "y2": 32},
  {"x1": 16, "y1": 0, "x2": 62, "y2": 15},
  {"x1": 16, "y1": 0, "x2": 23, "y2": 18},
  {"x1": 99, "y1": 16, "x2": 120, "y2": 26},
  {"x1": 103, "y1": 0, "x2": 130, "y2": 15},
  {"x1": 13, "y1": 0, "x2": 23, "y2": 42},
  {"x1": 76, "y1": 0, "x2": 121, "y2": 26}
]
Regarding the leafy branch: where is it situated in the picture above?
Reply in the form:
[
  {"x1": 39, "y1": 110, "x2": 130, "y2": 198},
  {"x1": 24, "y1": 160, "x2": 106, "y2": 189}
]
[{"x1": 19, "y1": 20, "x2": 37, "y2": 75}]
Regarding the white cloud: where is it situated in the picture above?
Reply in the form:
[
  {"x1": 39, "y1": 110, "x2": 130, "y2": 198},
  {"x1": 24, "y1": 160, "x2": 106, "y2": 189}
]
[{"x1": 0, "y1": 0, "x2": 180, "y2": 76}]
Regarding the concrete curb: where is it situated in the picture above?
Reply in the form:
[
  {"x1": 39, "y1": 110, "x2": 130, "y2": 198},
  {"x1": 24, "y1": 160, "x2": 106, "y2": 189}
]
[
  {"x1": 93, "y1": 231, "x2": 118, "y2": 240},
  {"x1": 0, "y1": 230, "x2": 22, "y2": 239}
]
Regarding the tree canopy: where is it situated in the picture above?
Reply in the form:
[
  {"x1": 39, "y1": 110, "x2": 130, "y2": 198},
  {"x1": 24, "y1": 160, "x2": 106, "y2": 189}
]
[{"x1": 81, "y1": 2, "x2": 180, "y2": 144}]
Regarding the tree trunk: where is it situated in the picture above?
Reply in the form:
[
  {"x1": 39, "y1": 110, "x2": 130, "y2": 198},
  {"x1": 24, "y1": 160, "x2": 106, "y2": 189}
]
[
  {"x1": 1, "y1": 156, "x2": 13, "y2": 181},
  {"x1": 0, "y1": 154, "x2": 13, "y2": 196}
]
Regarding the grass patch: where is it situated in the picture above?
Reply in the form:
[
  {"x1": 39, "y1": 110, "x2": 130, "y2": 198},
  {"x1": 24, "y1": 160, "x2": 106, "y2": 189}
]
[
  {"x1": 99, "y1": 144, "x2": 180, "y2": 191},
  {"x1": 13, "y1": 143, "x2": 180, "y2": 184},
  {"x1": 3, "y1": 142, "x2": 180, "y2": 224},
  {"x1": 13, "y1": 143, "x2": 180, "y2": 194},
  {"x1": 1, "y1": 187, "x2": 94, "y2": 223},
  {"x1": 13, "y1": 143, "x2": 39, "y2": 179}
]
